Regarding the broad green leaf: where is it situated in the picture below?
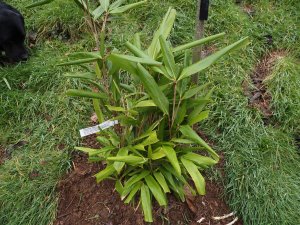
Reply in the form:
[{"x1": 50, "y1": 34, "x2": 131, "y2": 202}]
[
  {"x1": 108, "y1": 54, "x2": 138, "y2": 76},
  {"x1": 183, "y1": 153, "x2": 217, "y2": 167},
  {"x1": 57, "y1": 58, "x2": 99, "y2": 66},
  {"x1": 133, "y1": 33, "x2": 142, "y2": 49},
  {"x1": 160, "y1": 169, "x2": 185, "y2": 201},
  {"x1": 159, "y1": 36, "x2": 178, "y2": 79},
  {"x1": 109, "y1": 0, "x2": 126, "y2": 10},
  {"x1": 66, "y1": 89, "x2": 108, "y2": 99},
  {"x1": 181, "y1": 158, "x2": 205, "y2": 195},
  {"x1": 64, "y1": 72, "x2": 97, "y2": 80},
  {"x1": 173, "y1": 32, "x2": 225, "y2": 53},
  {"x1": 179, "y1": 37, "x2": 250, "y2": 80},
  {"x1": 107, "y1": 155, "x2": 148, "y2": 164},
  {"x1": 145, "y1": 175, "x2": 167, "y2": 206},
  {"x1": 151, "y1": 147, "x2": 166, "y2": 160},
  {"x1": 141, "y1": 184, "x2": 153, "y2": 222},
  {"x1": 124, "y1": 181, "x2": 142, "y2": 203},
  {"x1": 136, "y1": 63, "x2": 169, "y2": 115},
  {"x1": 115, "y1": 180, "x2": 124, "y2": 195},
  {"x1": 67, "y1": 51, "x2": 102, "y2": 59},
  {"x1": 154, "y1": 172, "x2": 170, "y2": 193},
  {"x1": 75, "y1": 147, "x2": 100, "y2": 154},
  {"x1": 134, "y1": 100, "x2": 156, "y2": 108},
  {"x1": 124, "y1": 170, "x2": 150, "y2": 189},
  {"x1": 179, "y1": 125, "x2": 219, "y2": 161},
  {"x1": 182, "y1": 83, "x2": 210, "y2": 100},
  {"x1": 110, "y1": 0, "x2": 147, "y2": 14},
  {"x1": 174, "y1": 100, "x2": 187, "y2": 125},
  {"x1": 171, "y1": 138, "x2": 194, "y2": 144},
  {"x1": 88, "y1": 146, "x2": 115, "y2": 157},
  {"x1": 94, "y1": 165, "x2": 115, "y2": 183},
  {"x1": 147, "y1": 8, "x2": 176, "y2": 59},
  {"x1": 113, "y1": 148, "x2": 129, "y2": 174},
  {"x1": 93, "y1": 99, "x2": 104, "y2": 123},
  {"x1": 162, "y1": 146, "x2": 181, "y2": 175},
  {"x1": 125, "y1": 41, "x2": 151, "y2": 59},
  {"x1": 141, "y1": 131, "x2": 159, "y2": 146},
  {"x1": 106, "y1": 105, "x2": 126, "y2": 112},
  {"x1": 110, "y1": 53, "x2": 162, "y2": 66},
  {"x1": 92, "y1": 5, "x2": 105, "y2": 20},
  {"x1": 96, "y1": 136, "x2": 111, "y2": 146},
  {"x1": 100, "y1": 0, "x2": 110, "y2": 11},
  {"x1": 188, "y1": 110, "x2": 210, "y2": 126},
  {"x1": 188, "y1": 88, "x2": 213, "y2": 119},
  {"x1": 162, "y1": 163, "x2": 187, "y2": 184}
]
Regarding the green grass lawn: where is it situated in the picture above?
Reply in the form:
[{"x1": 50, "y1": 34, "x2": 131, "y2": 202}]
[{"x1": 1, "y1": 0, "x2": 299, "y2": 224}]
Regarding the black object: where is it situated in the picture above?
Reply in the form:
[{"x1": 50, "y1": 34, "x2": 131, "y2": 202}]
[
  {"x1": 199, "y1": 0, "x2": 209, "y2": 21},
  {"x1": 0, "y1": 2, "x2": 28, "y2": 62}
]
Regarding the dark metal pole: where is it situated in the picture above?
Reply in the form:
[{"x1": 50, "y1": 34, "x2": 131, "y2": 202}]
[{"x1": 192, "y1": 0, "x2": 209, "y2": 84}]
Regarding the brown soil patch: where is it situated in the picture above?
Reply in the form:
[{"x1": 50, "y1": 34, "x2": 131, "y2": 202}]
[
  {"x1": 244, "y1": 50, "x2": 286, "y2": 119},
  {"x1": 0, "y1": 145, "x2": 6, "y2": 165},
  {"x1": 55, "y1": 135, "x2": 242, "y2": 225}
]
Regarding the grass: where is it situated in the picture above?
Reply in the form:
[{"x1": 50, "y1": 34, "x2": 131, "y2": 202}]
[{"x1": 0, "y1": 0, "x2": 299, "y2": 224}]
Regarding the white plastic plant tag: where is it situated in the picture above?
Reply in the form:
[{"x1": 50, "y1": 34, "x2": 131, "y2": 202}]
[{"x1": 79, "y1": 120, "x2": 119, "y2": 137}]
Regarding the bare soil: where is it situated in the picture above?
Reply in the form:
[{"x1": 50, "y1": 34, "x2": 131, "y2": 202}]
[
  {"x1": 54, "y1": 135, "x2": 242, "y2": 225},
  {"x1": 244, "y1": 50, "x2": 286, "y2": 120}
]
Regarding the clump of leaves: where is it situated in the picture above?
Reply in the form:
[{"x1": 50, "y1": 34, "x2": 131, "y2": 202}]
[{"x1": 58, "y1": 4, "x2": 248, "y2": 223}]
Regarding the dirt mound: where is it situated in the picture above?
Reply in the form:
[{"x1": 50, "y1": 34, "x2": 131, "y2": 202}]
[{"x1": 54, "y1": 136, "x2": 242, "y2": 225}]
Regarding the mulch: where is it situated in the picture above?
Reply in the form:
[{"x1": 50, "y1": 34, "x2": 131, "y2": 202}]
[{"x1": 54, "y1": 135, "x2": 242, "y2": 225}]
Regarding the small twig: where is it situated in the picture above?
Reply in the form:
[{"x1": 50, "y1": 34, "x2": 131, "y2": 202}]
[
  {"x1": 197, "y1": 217, "x2": 205, "y2": 223},
  {"x1": 226, "y1": 217, "x2": 239, "y2": 225},
  {"x1": 212, "y1": 211, "x2": 236, "y2": 220}
]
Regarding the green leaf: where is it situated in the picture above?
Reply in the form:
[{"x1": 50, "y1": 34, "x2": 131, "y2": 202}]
[
  {"x1": 145, "y1": 175, "x2": 167, "y2": 206},
  {"x1": 173, "y1": 32, "x2": 225, "y2": 53},
  {"x1": 110, "y1": 53, "x2": 162, "y2": 66},
  {"x1": 133, "y1": 33, "x2": 142, "y2": 49},
  {"x1": 94, "y1": 165, "x2": 115, "y2": 183},
  {"x1": 188, "y1": 110, "x2": 210, "y2": 126},
  {"x1": 181, "y1": 158, "x2": 205, "y2": 195},
  {"x1": 182, "y1": 83, "x2": 210, "y2": 100},
  {"x1": 183, "y1": 153, "x2": 217, "y2": 167},
  {"x1": 171, "y1": 138, "x2": 194, "y2": 144},
  {"x1": 66, "y1": 89, "x2": 108, "y2": 99},
  {"x1": 109, "y1": 0, "x2": 126, "y2": 10},
  {"x1": 106, "y1": 105, "x2": 126, "y2": 112},
  {"x1": 179, "y1": 37, "x2": 250, "y2": 80},
  {"x1": 96, "y1": 136, "x2": 111, "y2": 146},
  {"x1": 151, "y1": 147, "x2": 166, "y2": 160},
  {"x1": 125, "y1": 41, "x2": 150, "y2": 59},
  {"x1": 108, "y1": 53, "x2": 138, "y2": 76},
  {"x1": 147, "y1": 8, "x2": 176, "y2": 59},
  {"x1": 115, "y1": 179, "x2": 124, "y2": 195},
  {"x1": 136, "y1": 63, "x2": 169, "y2": 115},
  {"x1": 107, "y1": 155, "x2": 148, "y2": 164},
  {"x1": 160, "y1": 169, "x2": 185, "y2": 201},
  {"x1": 93, "y1": 99, "x2": 104, "y2": 123},
  {"x1": 57, "y1": 58, "x2": 99, "y2": 66},
  {"x1": 92, "y1": 5, "x2": 105, "y2": 20},
  {"x1": 75, "y1": 147, "x2": 100, "y2": 154},
  {"x1": 134, "y1": 100, "x2": 157, "y2": 108},
  {"x1": 141, "y1": 184, "x2": 153, "y2": 222},
  {"x1": 100, "y1": 0, "x2": 110, "y2": 11},
  {"x1": 141, "y1": 131, "x2": 159, "y2": 146},
  {"x1": 67, "y1": 51, "x2": 102, "y2": 59},
  {"x1": 159, "y1": 36, "x2": 178, "y2": 79},
  {"x1": 110, "y1": 0, "x2": 147, "y2": 14},
  {"x1": 179, "y1": 125, "x2": 219, "y2": 161},
  {"x1": 124, "y1": 170, "x2": 150, "y2": 190},
  {"x1": 162, "y1": 146, "x2": 181, "y2": 175},
  {"x1": 64, "y1": 72, "x2": 97, "y2": 80},
  {"x1": 154, "y1": 172, "x2": 170, "y2": 193},
  {"x1": 113, "y1": 148, "x2": 129, "y2": 174},
  {"x1": 124, "y1": 181, "x2": 142, "y2": 203},
  {"x1": 174, "y1": 100, "x2": 187, "y2": 125}
]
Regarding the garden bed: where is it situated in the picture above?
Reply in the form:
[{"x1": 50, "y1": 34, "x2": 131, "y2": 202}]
[{"x1": 55, "y1": 136, "x2": 242, "y2": 225}]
